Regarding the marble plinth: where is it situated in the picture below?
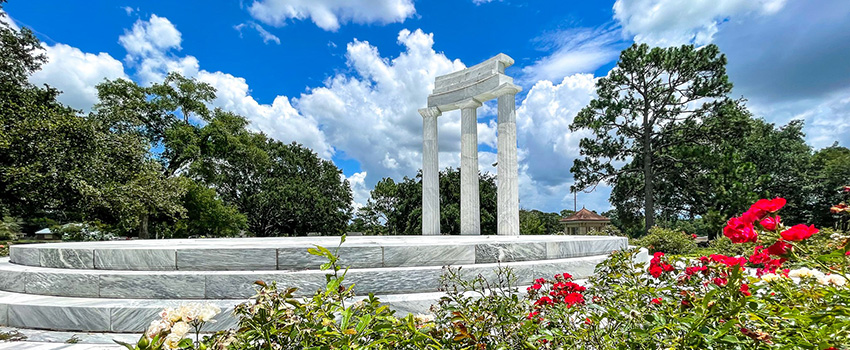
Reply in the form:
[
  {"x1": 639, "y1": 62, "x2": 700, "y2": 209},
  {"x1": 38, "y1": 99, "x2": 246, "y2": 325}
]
[
  {"x1": 1, "y1": 235, "x2": 638, "y2": 334},
  {"x1": 9, "y1": 235, "x2": 627, "y2": 270},
  {"x1": 0, "y1": 252, "x2": 618, "y2": 299}
]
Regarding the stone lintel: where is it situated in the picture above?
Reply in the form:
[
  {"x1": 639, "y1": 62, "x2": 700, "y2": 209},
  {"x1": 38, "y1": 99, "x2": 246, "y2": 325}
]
[
  {"x1": 434, "y1": 53, "x2": 514, "y2": 94},
  {"x1": 427, "y1": 74, "x2": 515, "y2": 111}
]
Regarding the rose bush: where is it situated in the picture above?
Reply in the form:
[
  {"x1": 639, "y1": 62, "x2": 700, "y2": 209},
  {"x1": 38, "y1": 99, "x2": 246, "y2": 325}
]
[
  {"x1": 117, "y1": 303, "x2": 221, "y2": 350},
  {"x1": 125, "y1": 199, "x2": 848, "y2": 349}
]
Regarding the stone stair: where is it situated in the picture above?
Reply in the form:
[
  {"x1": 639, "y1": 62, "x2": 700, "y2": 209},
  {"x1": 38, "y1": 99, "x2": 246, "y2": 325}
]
[{"x1": 0, "y1": 235, "x2": 633, "y2": 334}]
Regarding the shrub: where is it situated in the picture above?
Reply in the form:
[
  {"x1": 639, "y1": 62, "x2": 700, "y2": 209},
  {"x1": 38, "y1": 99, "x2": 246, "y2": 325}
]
[
  {"x1": 635, "y1": 226, "x2": 697, "y2": 254},
  {"x1": 0, "y1": 215, "x2": 22, "y2": 241},
  {"x1": 0, "y1": 243, "x2": 8, "y2": 257},
  {"x1": 123, "y1": 198, "x2": 850, "y2": 350},
  {"x1": 707, "y1": 235, "x2": 756, "y2": 256},
  {"x1": 55, "y1": 223, "x2": 116, "y2": 241},
  {"x1": 207, "y1": 236, "x2": 436, "y2": 349},
  {"x1": 585, "y1": 224, "x2": 623, "y2": 236}
]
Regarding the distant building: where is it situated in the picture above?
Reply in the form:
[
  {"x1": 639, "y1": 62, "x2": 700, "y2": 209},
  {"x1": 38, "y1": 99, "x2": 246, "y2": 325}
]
[
  {"x1": 34, "y1": 228, "x2": 54, "y2": 240},
  {"x1": 559, "y1": 208, "x2": 610, "y2": 235}
]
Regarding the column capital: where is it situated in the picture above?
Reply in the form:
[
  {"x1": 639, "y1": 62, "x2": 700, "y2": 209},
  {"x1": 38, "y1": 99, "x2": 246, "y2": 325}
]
[
  {"x1": 493, "y1": 83, "x2": 522, "y2": 97},
  {"x1": 418, "y1": 107, "x2": 442, "y2": 119},
  {"x1": 456, "y1": 98, "x2": 482, "y2": 109}
]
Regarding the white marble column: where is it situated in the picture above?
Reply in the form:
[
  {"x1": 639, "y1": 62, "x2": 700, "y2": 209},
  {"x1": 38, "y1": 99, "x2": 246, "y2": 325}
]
[
  {"x1": 458, "y1": 98, "x2": 482, "y2": 235},
  {"x1": 419, "y1": 107, "x2": 442, "y2": 235},
  {"x1": 496, "y1": 84, "x2": 522, "y2": 236}
]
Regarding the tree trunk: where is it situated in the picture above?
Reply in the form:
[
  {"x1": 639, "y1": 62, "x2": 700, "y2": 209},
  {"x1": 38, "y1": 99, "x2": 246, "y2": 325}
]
[
  {"x1": 139, "y1": 214, "x2": 150, "y2": 239},
  {"x1": 643, "y1": 120, "x2": 655, "y2": 233}
]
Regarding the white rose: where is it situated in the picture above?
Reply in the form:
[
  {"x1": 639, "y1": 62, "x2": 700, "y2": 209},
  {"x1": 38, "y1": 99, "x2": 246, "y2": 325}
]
[
  {"x1": 163, "y1": 333, "x2": 184, "y2": 350},
  {"x1": 161, "y1": 307, "x2": 182, "y2": 323},
  {"x1": 760, "y1": 273, "x2": 783, "y2": 283},
  {"x1": 170, "y1": 321, "x2": 191, "y2": 337},
  {"x1": 179, "y1": 304, "x2": 201, "y2": 323},
  {"x1": 198, "y1": 304, "x2": 221, "y2": 323},
  {"x1": 146, "y1": 319, "x2": 170, "y2": 338},
  {"x1": 788, "y1": 268, "x2": 824, "y2": 279},
  {"x1": 820, "y1": 274, "x2": 847, "y2": 287}
]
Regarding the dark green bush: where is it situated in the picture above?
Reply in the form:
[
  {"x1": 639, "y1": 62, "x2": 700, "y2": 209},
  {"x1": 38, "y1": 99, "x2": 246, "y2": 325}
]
[{"x1": 635, "y1": 226, "x2": 697, "y2": 254}]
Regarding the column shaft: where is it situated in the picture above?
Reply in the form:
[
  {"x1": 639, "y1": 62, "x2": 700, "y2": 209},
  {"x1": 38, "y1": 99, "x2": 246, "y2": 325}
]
[
  {"x1": 420, "y1": 108, "x2": 441, "y2": 235},
  {"x1": 497, "y1": 92, "x2": 519, "y2": 236},
  {"x1": 460, "y1": 101, "x2": 481, "y2": 235}
]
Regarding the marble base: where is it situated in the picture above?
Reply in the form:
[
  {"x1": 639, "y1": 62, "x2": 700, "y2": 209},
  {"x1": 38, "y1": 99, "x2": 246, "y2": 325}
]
[
  {"x1": 0, "y1": 253, "x2": 613, "y2": 298},
  {"x1": 9, "y1": 235, "x2": 627, "y2": 270}
]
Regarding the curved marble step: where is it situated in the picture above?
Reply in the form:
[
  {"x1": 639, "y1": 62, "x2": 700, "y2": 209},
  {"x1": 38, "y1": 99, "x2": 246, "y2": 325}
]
[
  {"x1": 9, "y1": 235, "x2": 627, "y2": 271},
  {"x1": 0, "y1": 254, "x2": 612, "y2": 299},
  {"x1": 0, "y1": 288, "x2": 457, "y2": 333}
]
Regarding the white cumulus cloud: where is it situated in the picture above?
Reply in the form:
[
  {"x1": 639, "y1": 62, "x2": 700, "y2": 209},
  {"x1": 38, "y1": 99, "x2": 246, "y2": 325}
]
[
  {"x1": 613, "y1": 0, "x2": 787, "y2": 46},
  {"x1": 118, "y1": 15, "x2": 332, "y2": 157},
  {"x1": 296, "y1": 29, "x2": 468, "y2": 182},
  {"x1": 248, "y1": 0, "x2": 415, "y2": 31},
  {"x1": 234, "y1": 22, "x2": 281, "y2": 45},
  {"x1": 29, "y1": 44, "x2": 127, "y2": 112}
]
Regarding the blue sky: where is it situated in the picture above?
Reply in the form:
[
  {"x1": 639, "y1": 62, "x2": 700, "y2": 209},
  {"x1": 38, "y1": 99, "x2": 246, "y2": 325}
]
[{"x1": 4, "y1": 0, "x2": 850, "y2": 214}]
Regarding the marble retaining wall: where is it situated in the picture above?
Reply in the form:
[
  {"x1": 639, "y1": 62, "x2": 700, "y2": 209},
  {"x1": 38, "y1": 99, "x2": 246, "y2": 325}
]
[
  {"x1": 0, "y1": 253, "x2": 612, "y2": 299},
  {"x1": 9, "y1": 236, "x2": 628, "y2": 271}
]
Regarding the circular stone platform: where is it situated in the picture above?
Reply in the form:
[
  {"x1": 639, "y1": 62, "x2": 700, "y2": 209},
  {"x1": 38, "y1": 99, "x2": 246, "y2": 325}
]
[{"x1": 0, "y1": 235, "x2": 634, "y2": 333}]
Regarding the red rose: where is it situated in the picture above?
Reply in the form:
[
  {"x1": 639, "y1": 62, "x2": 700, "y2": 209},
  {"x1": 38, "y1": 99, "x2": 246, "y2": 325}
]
[
  {"x1": 650, "y1": 297, "x2": 662, "y2": 305},
  {"x1": 751, "y1": 198, "x2": 787, "y2": 216},
  {"x1": 534, "y1": 278, "x2": 546, "y2": 284},
  {"x1": 724, "y1": 216, "x2": 758, "y2": 243},
  {"x1": 748, "y1": 246, "x2": 772, "y2": 265},
  {"x1": 780, "y1": 224, "x2": 818, "y2": 242},
  {"x1": 846, "y1": 251, "x2": 850, "y2": 256},
  {"x1": 843, "y1": 185, "x2": 850, "y2": 192},
  {"x1": 527, "y1": 311, "x2": 539, "y2": 320},
  {"x1": 561, "y1": 273, "x2": 572, "y2": 280},
  {"x1": 691, "y1": 234, "x2": 697, "y2": 239},
  {"x1": 713, "y1": 277, "x2": 728, "y2": 286},
  {"x1": 534, "y1": 296, "x2": 554, "y2": 306},
  {"x1": 759, "y1": 216, "x2": 780, "y2": 231},
  {"x1": 740, "y1": 284, "x2": 751, "y2": 296},
  {"x1": 531, "y1": 283, "x2": 542, "y2": 290},
  {"x1": 584, "y1": 317, "x2": 592, "y2": 325},
  {"x1": 563, "y1": 292, "x2": 585, "y2": 307},
  {"x1": 766, "y1": 240, "x2": 791, "y2": 256}
]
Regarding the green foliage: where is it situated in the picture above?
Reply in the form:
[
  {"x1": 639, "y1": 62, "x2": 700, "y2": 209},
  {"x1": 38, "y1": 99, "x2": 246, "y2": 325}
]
[
  {"x1": 807, "y1": 146, "x2": 850, "y2": 227},
  {"x1": 0, "y1": 243, "x2": 8, "y2": 257},
  {"x1": 163, "y1": 179, "x2": 247, "y2": 238},
  {"x1": 571, "y1": 43, "x2": 734, "y2": 233},
  {"x1": 190, "y1": 113, "x2": 353, "y2": 236},
  {"x1": 0, "y1": 214, "x2": 22, "y2": 240},
  {"x1": 430, "y1": 266, "x2": 534, "y2": 348},
  {"x1": 54, "y1": 223, "x2": 116, "y2": 242},
  {"x1": 636, "y1": 226, "x2": 697, "y2": 254},
  {"x1": 585, "y1": 224, "x2": 623, "y2": 236},
  {"x1": 207, "y1": 236, "x2": 438, "y2": 349},
  {"x1": 354, "y1": 168, "x2": 497, "y2": 235},
  {"x1": 519, "y1": 209, "x2": 563, "y2": 235},
  {"x1": 707, "y1": 235, "x2": 756, "y2": 257}
]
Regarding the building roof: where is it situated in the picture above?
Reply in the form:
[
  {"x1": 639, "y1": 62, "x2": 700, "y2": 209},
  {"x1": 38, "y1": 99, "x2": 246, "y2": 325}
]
[
  {"x1": 35, "y1": 228, "x2": 52, "y2": 234},
  {"x1": 559, "y1": 208, "x2": 610, "y2": 223}
]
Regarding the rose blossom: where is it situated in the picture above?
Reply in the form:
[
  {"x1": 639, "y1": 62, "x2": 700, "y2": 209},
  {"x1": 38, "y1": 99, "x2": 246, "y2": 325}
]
[
  {"x1": 170, "y1": 321, "x2": 191, "y2": 337},
  {"x1": 780, "y1": 224, "x2": 818, "y2": 242},
  {"x1": 723, "y1": 216, "x2": 758, "y2": 243},
  {"x1": 759, "y1": 216, "x2": 780, "y2": 231},
  {"x1": 766, "y1": 240, "x2": 791, "y2": 256},
  {"x1": 818, "y1": 274, "x2": 847, "y2": 287}
]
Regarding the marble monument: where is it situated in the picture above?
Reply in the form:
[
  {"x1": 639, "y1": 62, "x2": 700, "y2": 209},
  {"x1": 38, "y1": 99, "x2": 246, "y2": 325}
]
[{"x1": 419, "y1": 54, "x2": 521, "y2": 236}]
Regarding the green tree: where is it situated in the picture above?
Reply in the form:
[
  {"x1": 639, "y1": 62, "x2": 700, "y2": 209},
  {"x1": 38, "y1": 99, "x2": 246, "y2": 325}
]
[
  {"x1": 807, "y1": 144, "x2": 850, "y2": 228},
  {"x1": 191, "y1": 110, "x2": 353, "y2": 236},
  {"x1": 519, "y1": 209, "x2": 546, "y2": 235},
  {"x1": 356, "y1": 168, "x2": 498, "y2": 235},
  {"x1": 571, "y1": 43, "x2": 734, "y2": 233}
]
